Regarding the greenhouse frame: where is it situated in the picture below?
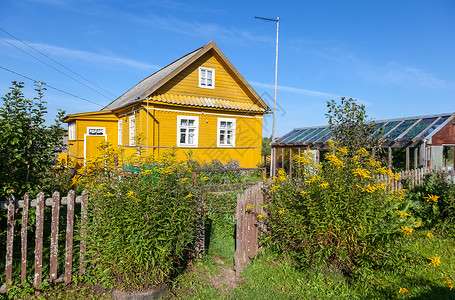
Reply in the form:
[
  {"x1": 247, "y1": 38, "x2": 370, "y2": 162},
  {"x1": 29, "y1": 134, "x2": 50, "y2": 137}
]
[{"x1": 271, "y1": 112, "x2": 455, "y2": 176}]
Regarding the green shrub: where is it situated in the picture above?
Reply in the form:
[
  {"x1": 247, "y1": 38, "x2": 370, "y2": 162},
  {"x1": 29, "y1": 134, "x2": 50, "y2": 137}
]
[
  {"x1": 76, "y1": 143, "x2": 200, "y2": 290},
  {"x1": 263, "y1": 142, "x2": 416, "y2": 275},
  {"x1": 404, "y1": 173, "x2": 455, "y2": 233}
]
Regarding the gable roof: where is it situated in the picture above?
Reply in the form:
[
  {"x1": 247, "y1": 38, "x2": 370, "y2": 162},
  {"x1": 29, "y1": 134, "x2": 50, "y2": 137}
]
[{"x1": 102, "y1": 41, "x2": 269, "y2": 112}]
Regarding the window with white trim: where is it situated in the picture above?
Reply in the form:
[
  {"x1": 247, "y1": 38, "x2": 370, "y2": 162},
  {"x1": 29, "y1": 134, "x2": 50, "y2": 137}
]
[
  {"x1": 217, "y1": 118, "x2": 236, "y2": 147},
  {"x1": 177, "y1": 116, "x2": 199, "y2": 147},
  {"x1": 68, "y1": 122, "x2": 75, "y2": 140},
  {"x1": 129, "y1": 115, "x2": 135, "y2": 146},
  {"x1": 118, "y1": 119, "x2": 123, "y2": 145},
  {"x1": 199, "y1": 67, "x2": 215, "y2": 89}
]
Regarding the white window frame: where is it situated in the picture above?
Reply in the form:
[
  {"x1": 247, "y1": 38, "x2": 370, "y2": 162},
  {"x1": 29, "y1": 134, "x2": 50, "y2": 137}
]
[
  {"x1": 118, "y1": 119, "x2": 123, "y2": 146},
  {"x1": 177, "y1": 116, "x2": 199, "y2": 147},
  {"x1": 129, "y1": 115, "x2": 136, "y2": 146},
  {"x1": 217, "y1": 118, "x2": 236, "y2": 147},
  {"x1": 86, "y1": 127, "x2": 105, "y2": 136},
  {"x1": 68, "y1": 122, "x2": 76, "y2": 140},
  {"x1": 198, "y1": 67, "x2": 215, "y2": 89}
]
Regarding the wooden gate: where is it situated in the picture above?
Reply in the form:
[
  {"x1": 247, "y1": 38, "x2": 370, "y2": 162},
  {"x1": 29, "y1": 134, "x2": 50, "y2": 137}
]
[{"x1": 234, "y1": 183, "x2": 264, "y2": 274}]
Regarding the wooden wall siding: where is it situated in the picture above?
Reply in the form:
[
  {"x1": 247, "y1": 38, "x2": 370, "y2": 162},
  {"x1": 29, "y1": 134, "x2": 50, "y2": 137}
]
[
  {"x1": 154, "y1": 52, "x2": 253, "y2": 104},
  {"x1": 432, "y1": 122, "x2": 455, "y2": 145},
  {"x1": 234, "y1": 183, "x2": 264, "y2": 274},
  {"x1": 0, "y1": 191, "x2": 87, "y2": 293}
]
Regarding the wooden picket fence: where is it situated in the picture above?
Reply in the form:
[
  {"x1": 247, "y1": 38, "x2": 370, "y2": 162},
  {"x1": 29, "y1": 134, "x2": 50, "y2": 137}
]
[
  {"x1": 377, "y1": 167, "x2": 455, "y2": 192},
  {"x1": 0, "y1": 191, "x2": 87, "y2": 293}
]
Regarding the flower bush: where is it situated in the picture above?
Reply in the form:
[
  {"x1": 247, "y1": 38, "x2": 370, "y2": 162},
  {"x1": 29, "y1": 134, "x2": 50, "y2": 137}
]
[
  {"x1": 263, "y1": 141, "x2": 418, "y2": 275},
  {"x1": 75, "y1": 142, "x2": 200, "y2": 290}
]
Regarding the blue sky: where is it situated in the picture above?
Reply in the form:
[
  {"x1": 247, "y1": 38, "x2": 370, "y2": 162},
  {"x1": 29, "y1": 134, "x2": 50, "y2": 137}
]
[{"x1": 0, "y1": 0, "x2": 454, "y2": 138}]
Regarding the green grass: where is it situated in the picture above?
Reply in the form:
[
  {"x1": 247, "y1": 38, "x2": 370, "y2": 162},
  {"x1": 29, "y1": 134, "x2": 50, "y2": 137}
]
[{"x1": 169, "y1": 223, "x2": 455, "y2": 299}]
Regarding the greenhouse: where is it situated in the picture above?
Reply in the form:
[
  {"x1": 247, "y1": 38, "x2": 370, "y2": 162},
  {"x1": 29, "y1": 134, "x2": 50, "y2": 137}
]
[{"x1": 271, "y1": 113, "x2": 455, "y2": 176}]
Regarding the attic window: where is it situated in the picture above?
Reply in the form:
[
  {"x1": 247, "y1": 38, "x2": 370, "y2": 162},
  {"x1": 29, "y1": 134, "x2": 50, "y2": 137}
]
[{"x1": 199, "y1": 67, "x2": 215, "y2": 89}]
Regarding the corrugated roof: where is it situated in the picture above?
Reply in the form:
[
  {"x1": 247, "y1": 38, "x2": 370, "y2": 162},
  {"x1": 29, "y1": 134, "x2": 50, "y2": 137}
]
[
  {"x1": 151, "y1": 94, "x2": 266, "y2": 112},
  {"x1": 102, "y1": 46, "x2": 203, "y2": 111},
  {"x1": 274, "y1": 112, "x2": 455, "y2": 146}
]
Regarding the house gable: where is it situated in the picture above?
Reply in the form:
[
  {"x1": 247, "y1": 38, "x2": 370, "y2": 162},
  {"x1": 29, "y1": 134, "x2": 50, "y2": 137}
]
[{"x1": 152, "y1": 50, "x2": 256, "y2": 105}]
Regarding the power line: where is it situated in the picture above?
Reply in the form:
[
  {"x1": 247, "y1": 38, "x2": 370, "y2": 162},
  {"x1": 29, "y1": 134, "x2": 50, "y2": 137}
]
[
  {"x1": 0, "y1": 35, "x2": 114, "y2": 101},
  {"x1": 0, "y1": 27, "x2": 117, "y2": 99},
  {"x1": 0, "y1": 65, "x2": 104, "y2": 107}
]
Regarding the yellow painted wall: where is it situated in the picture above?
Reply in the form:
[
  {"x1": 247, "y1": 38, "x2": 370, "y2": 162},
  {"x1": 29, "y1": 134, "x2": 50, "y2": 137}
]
[{"x1": 154, "y1": 51, "x2": 253, "y2": 104}]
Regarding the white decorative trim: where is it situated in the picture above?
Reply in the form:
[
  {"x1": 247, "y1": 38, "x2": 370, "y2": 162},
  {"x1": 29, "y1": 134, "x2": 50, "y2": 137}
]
[
  {"x1": 145, "y1": 107, "x2": 262, "y2": 119},
  {"x1": 68, "y1": 122, "x2": 76, "y2": 140},
  {"x1": 118, "y1": 119, "x2": 123, "y2": 146},
  {"x1": 129, "y1": 115, "x2": 136, "y2": 146}
]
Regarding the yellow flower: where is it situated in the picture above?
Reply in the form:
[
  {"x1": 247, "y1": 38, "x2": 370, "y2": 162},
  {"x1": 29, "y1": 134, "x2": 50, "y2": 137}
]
[
  {"x1": 126, "y1": 191, "x2": 134, "y2": 197},
  {"x1": 278, "y1": 210, "x2": 284, "y2": 214},
  {"x1": 257, "y1": 214, "x2": 264, "y2": 219},
  {"x1": 376, "y1": 167, "x2": 389, "y2": 175},
  {"x1": 426, "y1": 232, "x2": 433, "y2": 239},
  {"x1": 202, "y1": 176, "x2": 208, "y2": 181},
  {"x1": 413, "y1": 221, "x2": 421, "y2": 227},
  {"x1": 357, "y1": 148, "x2": 369, "y2": 157},
  {"x1": 162, "y1": 249, "x2": 166, "y2": 252},
  {"x1": 362, "y1": 184, "x2": 377, "y2": 193},
  {"x1": 181, "y1": 177, "x2": 190, "y2": 183},
  {"x1": 270, "y1": 185, "x2": 280, "y2": 192},
  {"x1": 337, "y1": 147, "x2": 348, "y2": 156},
  {"x1": 400, "y1": 226, "x2": 413, "y2": 236},
  {"x1": 428, "y1": 257, "x2": 441, "y2": 267},
  {"x1": 395, "y1": 210, "x2": 411, "y2": 218},
  {"x1": 353, "y1": 168, "x2": 371, "y2": 179},
  {"x1": 300, "y1": 190, "x2": 308, "y2": 195},
  {"x1": 104, "y1": 192, "x2": 114, "y2": 197},
  {"x1": 444, "y1": 280, "x2": 453, "y2": 290},
  {"x1": 325, "y1": 153, "x2": 345, "y2": 168},
  {"x1": 319, "y1": 182, "x2": 329, "y2": 188},
  {"x1": 185, "y1": 193, "x2": 194, "y2": 198},
  {"x1": 246, "y1": 204, "x2": 253, "y2": 211},
  {"x1": 423, "y1": 194, "x2": 440, "y2": 203},
  {"x1": 393, "y1": 173, "x2": 401, "y2": 181},
  {"x1": 305, "y1": 175, "x2": 319, "y2": 184},
  {"x1": 399, "y1": 287, "x2": 410, "y2": 295}
]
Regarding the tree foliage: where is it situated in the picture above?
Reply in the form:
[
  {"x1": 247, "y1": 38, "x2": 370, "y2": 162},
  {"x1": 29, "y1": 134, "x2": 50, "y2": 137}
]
[
  {"x1": 0, "y1": 81, "x2": 66, "y2": 199},
  {"x1": 325, "y1": 97, "x2": 379, "y2": 155}
]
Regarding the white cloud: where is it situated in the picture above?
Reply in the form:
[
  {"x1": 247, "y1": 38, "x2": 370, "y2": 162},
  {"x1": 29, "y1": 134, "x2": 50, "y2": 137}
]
[
  {"x1": 383, "y1": 62, "x2": 446, "y2": 89},
  {"x1": 1, "y1": 38, "x2": 159, "y2": 71}
]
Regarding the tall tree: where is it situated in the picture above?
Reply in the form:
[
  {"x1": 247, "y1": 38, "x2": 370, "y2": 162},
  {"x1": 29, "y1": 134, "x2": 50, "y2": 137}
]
[
  {"x1": 325, "y1": 97, "x2": 380, "y2": 155},
  {"x1": 0, "y1": 81, "x2": 66, "y2": 199}
]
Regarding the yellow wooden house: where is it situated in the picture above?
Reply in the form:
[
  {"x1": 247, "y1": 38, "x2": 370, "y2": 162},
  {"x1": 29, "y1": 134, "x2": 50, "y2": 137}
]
[{"x1": 63, "y1": 41, "x2": 270, "y2": 169}]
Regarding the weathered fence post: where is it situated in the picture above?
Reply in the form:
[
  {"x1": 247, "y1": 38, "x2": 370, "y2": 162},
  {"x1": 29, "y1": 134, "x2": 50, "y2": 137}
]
[
  {"x1": 79, "y1": 191, "x2": 88, "y2": 275},
  {"x1": 21, "y1": 193, "x2": 29, "y2": 286},
  {"x1": 50, "y1": 191, "x2": 60, "y2": 282},
  {"x1": 64, "y1": 190, "x2": 75, "y2": 285},
  {"x1": 34, "y1": 192, "x2": 45, "y2": 288},
  {"x1": 6, "y1": 194, "x2": 15, "y2": 285}
]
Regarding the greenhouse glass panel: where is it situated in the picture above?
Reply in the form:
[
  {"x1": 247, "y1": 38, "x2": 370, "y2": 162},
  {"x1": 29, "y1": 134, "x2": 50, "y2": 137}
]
[
  {"x1": 286, "y1": 128, "x2": 310, "y2": 143},
  {"x1": 386, "y1": 119, "x2": 419, "y2": 140},
  {"x1": 304, "y1": 128, "x2": 326, "y2": 142},
  {"x1": 281, "y1": 129, "x2": 302, "y2": 143},
  {"x1": 307, "y1": 127, "x2": 330, "y2": 142},
  {"x1": 381, "y1": 121, "x2": 401, "y2": 138},
  {"x1": 401, "y1": 118, "x2": 436, "y2": 139},
  {"x1": 372, "y1": 122, "x2": 387, "y2": 136},
  {"x1": 320, "y1": 128, "x2": 333, "y2": 142},
  {"x1": 294, "y1": 127, "x2": 320, "y2": 143},
  {"x1": 420, "y1": 117, "x2": 449, "y2": 138}
]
